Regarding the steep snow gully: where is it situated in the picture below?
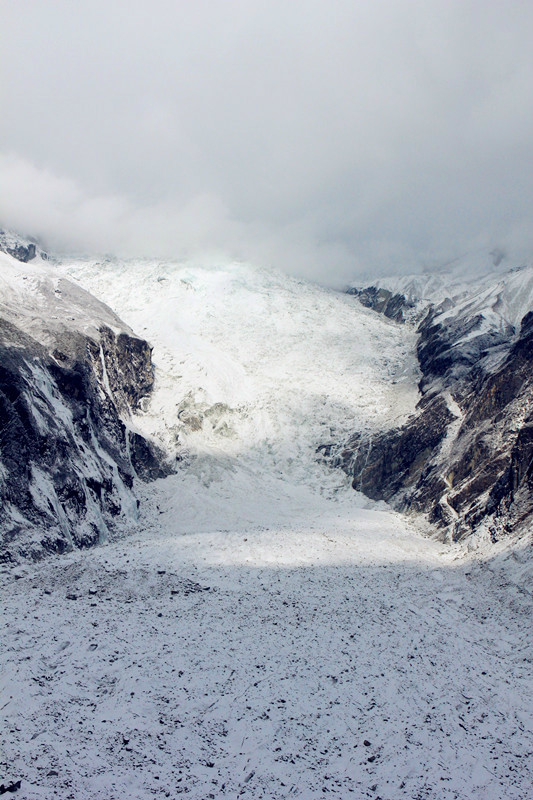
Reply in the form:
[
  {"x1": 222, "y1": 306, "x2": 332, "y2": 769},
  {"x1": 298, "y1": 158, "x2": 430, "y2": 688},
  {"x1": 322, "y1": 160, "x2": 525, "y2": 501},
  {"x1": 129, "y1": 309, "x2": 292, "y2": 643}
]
[{"x1": 2, "y1": 257, "x2": 532, "y2": 799}]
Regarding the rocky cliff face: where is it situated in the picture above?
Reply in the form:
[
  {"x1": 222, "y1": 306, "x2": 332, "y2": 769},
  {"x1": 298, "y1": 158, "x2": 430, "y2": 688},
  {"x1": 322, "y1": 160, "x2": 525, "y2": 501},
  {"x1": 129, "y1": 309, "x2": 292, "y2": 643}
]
[
  {"x1": 0, "y1": 243, "x2": 173, "y2": 563},
  {"x1": 345, "y1": 285, "x2": 414, "y2": 323},
  {"x1": 0, "y1": 229, "x2": 45, "y2": 263},
  {"x1": 332, "y1": 265, "x2": 533, "y2": 541}
]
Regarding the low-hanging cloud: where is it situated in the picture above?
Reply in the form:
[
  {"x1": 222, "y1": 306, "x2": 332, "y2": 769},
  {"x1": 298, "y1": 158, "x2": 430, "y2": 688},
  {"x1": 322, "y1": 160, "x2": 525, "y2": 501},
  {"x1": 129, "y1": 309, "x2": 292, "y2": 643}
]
[{"x1": 1, "y1": 0, "x2": 532, "y2": 285}]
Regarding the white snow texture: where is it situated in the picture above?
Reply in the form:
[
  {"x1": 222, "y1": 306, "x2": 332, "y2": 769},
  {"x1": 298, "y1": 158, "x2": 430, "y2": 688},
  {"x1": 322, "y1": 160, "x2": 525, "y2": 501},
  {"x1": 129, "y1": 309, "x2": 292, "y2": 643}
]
[{"x1": 1, "y1": 256, "x2": 532, "y2": 799}]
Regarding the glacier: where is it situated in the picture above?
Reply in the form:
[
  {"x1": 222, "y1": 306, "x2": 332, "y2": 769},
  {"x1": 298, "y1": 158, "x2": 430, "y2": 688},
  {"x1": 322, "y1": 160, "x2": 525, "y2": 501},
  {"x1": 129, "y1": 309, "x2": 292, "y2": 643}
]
[{"x1": 0, "y1": 242, "x2": 532, "y2": 799}]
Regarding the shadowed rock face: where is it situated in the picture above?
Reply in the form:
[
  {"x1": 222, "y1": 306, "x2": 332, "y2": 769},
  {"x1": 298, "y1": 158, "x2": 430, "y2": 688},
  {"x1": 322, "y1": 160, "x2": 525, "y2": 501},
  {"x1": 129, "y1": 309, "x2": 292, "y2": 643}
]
[
  {"x1": 87, "y1": 326, "x2": 155, "y2": 415},
  {"x1": 0, "y1": 230, "x2": 42, "y2": 262},
  {"x1": 346, "y1": 286, "x2": 414, "y2": 323},
  {"x1": 424, "y1": 314, "x2": 533, "y2": 537},
  {"x1": 334, "y1": 283, "x2": 533, "y2": 541},
  {"x1": 335, "y1": 396, "x2": 454, "y2": 503},
  {"x1": 416, "y1": 308, "x2": 514, "y2": 394},
  {"x1": 0, "y1": 319, "x2": 173, "y2": 563},
  {"x1": 0, "y1": 242, "x2": 174, "y2": 563}
]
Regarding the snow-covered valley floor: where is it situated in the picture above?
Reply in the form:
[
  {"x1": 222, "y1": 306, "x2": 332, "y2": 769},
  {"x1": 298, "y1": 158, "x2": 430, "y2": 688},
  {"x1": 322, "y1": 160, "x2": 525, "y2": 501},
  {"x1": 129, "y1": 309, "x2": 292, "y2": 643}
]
[{"x1": 2, "y1": 259, "x2": 532, "y2": 799}]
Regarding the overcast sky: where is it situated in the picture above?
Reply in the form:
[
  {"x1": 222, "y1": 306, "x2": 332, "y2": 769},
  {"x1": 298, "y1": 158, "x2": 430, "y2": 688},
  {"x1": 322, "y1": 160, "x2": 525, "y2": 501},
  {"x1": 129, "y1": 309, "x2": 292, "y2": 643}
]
[{"x1": 1, "y1": 0, "x2": 532, "y2": 284}]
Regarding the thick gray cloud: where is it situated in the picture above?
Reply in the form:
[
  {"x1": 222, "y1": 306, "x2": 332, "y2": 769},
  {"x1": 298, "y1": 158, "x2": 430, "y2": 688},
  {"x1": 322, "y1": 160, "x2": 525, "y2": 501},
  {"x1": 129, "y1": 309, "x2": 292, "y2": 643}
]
[{"x1": 1, "y1": 0, "x2": 532, "y2": 284}]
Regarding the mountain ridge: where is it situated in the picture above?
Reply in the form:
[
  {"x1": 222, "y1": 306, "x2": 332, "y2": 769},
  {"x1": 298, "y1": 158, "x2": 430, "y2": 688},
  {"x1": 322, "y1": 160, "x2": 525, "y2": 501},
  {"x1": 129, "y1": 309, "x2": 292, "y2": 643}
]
[{"x1": 337, "y1": 262, "x2": 533, "y2": 541}]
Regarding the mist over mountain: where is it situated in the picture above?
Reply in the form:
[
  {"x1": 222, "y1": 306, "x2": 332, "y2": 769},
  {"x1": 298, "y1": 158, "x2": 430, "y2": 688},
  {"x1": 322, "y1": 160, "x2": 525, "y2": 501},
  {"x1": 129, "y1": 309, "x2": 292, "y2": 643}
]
[{"x1": 2, "y1": 1, "x2": 533, "y2": 283}]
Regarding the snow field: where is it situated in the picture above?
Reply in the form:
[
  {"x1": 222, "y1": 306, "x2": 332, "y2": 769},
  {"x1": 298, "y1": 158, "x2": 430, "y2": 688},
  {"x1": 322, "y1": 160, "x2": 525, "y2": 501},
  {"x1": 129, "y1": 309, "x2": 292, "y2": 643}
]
[
  {"x1": 2, "y1": 513, "x2": 532, "y2": 799},
  {"x1": 2, "y1": 257, "x2": 532, "y2": 799}
]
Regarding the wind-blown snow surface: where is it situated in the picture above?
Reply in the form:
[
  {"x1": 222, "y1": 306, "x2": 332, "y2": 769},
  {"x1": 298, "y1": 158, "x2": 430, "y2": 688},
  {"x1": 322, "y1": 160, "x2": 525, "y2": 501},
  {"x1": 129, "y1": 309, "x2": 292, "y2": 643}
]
[{"x1": 2, "y1": 259, "x2": 532, "y2": 799}]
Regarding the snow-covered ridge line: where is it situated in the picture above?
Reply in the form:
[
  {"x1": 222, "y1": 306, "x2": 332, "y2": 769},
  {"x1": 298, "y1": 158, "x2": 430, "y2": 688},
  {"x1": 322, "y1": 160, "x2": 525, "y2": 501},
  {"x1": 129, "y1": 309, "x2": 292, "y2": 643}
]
[{"x1": 348, "y1": 259, "x2": 533, "y2": 332}]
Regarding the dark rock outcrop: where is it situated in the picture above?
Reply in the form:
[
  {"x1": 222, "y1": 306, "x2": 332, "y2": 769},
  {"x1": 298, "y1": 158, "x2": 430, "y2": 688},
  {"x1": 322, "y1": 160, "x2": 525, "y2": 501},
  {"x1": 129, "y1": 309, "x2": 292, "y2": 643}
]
[
  {"x1": 0, "y1": 319, "x2": 173, "y2": 563},
  {"x1": 0, "y1": 230, "x2": 45, "y2": 262},
  {"x1": 336, "y1": 395, "x2": 454, "y2": 503},
  {"x1": 334, "y1": 273, "x2": 533, "y2": 541},
  {"x1": 346, "y1": 286, "x2": 415, "y2": 323},
  {"x1": 88, "y1": 326, "x2": 155, "y2": 414},
  {"x1": 0, "y1": 241, "x2": 174, "y2": 562},
  {"x1": 128, "y1": 430, "x2": 175, "y2": 482},
  {"x1": 415, "y1": 307, "x2": 514, "y2": 394},
  {"x1": 441, "y1": 311, "x2": 533, "y2": 537}
]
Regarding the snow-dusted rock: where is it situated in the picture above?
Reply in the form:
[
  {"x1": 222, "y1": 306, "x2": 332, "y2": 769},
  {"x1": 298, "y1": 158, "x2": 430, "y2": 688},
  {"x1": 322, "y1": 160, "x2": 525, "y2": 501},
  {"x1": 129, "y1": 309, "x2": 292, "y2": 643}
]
[
  {"x1": 0, "y1": 229, "x2": 46, "y2": 263},
  {"x1": 345, "y1": 285, "x2": 415, "y2": 323},
  {"x1": 340, "y1": 262, "x2": 533, "y2": 540},
  {"x1": 0, "y1": 245, "x2": 172, "y2": 562}
]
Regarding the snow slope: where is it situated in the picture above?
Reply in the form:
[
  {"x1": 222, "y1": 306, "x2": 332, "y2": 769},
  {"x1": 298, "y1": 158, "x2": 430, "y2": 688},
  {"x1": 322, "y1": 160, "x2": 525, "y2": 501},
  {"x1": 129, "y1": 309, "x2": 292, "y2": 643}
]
[
  {"x1": 2, "y1": 257, "x2": 532, "y2": 799},
  {"x1": 63, "y1": 258, "x2": 421, "y2": 499},
  {"x1": 352, "y1": 261, "x2": 533, "y2": 333},
  {"x1": 0, "y1": 250, "x2": 131, "y2": 346}
]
